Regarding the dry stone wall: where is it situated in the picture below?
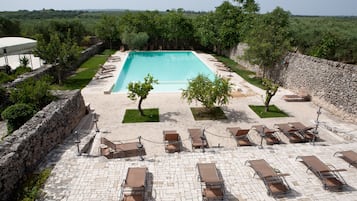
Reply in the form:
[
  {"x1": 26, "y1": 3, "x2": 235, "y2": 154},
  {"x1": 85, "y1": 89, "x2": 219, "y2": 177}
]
[
  {"x1": 0, "y1": 90, "x2": 86, "y2": 201},
  {"x1": 226, "y1": 44, "x2": 357, "y2": 122}
]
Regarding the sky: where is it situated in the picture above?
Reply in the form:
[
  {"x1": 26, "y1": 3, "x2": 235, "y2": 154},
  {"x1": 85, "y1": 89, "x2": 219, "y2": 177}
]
[{"x1": 0, "y1": 0, "x2": 356, "y2": 16}]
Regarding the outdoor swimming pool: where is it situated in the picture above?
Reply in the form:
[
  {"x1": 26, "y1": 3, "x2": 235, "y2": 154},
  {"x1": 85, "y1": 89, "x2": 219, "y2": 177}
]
[{"x1": 111, "y1": 51, "x2": 215, "y2": 92}]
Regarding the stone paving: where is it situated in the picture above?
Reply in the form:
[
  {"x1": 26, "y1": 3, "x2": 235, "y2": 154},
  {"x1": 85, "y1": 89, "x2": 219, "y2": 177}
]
[{"x1": 39, "y1": 51, "x2": 357, "y2": 201}]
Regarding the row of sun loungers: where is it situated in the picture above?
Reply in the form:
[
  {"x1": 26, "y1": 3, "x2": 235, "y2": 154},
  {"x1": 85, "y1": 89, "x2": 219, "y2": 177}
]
[
  {"x1": 162, "y1": 122, "x2": 317, "y2": 153},
  {"x1": 119, "y1": 151, "x2": 357, "y2": 200},
  {"x1": 102, "y1": 122, "x2": 317, "y2": 158}
]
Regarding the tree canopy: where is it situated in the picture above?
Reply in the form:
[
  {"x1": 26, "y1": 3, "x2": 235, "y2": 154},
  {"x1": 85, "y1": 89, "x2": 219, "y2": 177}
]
[
  {"x1": 243, "y1": 7, "x2": 291, "y2": 77},
  {"x1": 127, "y1": 74, "x2": 158, "y2": 116},
  {"x1": 182, "y1": 74, "x2": 233, "y2": 109}
]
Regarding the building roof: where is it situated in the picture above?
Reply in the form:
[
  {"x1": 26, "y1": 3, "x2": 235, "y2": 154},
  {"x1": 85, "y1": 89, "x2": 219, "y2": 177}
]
[{"x1": 0, "y1": 37, "x2": 37, "y2": 56}]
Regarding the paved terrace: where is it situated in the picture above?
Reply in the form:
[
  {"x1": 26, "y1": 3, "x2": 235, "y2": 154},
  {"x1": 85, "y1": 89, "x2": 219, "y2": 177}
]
[{"x1": 39, "y1": 51, "x2": 357, "y2": 201}]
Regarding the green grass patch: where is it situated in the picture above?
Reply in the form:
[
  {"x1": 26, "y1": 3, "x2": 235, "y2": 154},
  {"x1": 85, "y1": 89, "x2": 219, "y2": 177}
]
[
  {"x1": 51, "y1": 49, "x2": 116, "y2": 90},
  {"x1": 190, "y1": 107, "x2": 227, "y2": 120},
  {"x1": 249, "y1": 105, "x2": 289, "y2": 118},
  {"x1": 15, "y1": 168, "x2": 52, "y2": 201},
  {"x1": 214, "y1": 55, "x2": 266, "y2": 89},
  {"x1": 122, "y1": 108, "x2": 160, "y2": 123}
]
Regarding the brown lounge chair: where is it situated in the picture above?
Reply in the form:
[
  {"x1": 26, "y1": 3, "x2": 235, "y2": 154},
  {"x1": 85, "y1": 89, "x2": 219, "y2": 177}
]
[
  {"x1": 282, "y1": 94, "x2": 310, "y2": 102},
  {"x1": 226, "y1": 127, "x2": 253, "y2": 146},
  {"x1": 197, "y1": 163, "x2": 225, "y2": 200},
  {"x1": 252, "y1": 125, "x2": 280, "y2": 145},
  {"x1": 245, "y1": 159, "x2": 290, "y2": 197},
  {"x1": 288, "y1": 122, "x2": 317, "y2": 142},
  {"x1": 296, "y1": 155, "x2": 347, "y2": 191},
  {"x1": 274, "y1": 123, "x2": 305, "y2": 143},
  {"x1": 163, "y1": 130, "x2": 182, "y2": 153},
  {"x1": 188, "y1": 128, "x2": 208, "y2": 149},
  {"x1": 100, "y1": 137, "x2": 145, "y2": 159},
  {"x1": 120, "y1": 167, "x2": 148, "y2": 201},
  {"x1": 334, "y1": 150, "x2": 357, "y2": 168}
]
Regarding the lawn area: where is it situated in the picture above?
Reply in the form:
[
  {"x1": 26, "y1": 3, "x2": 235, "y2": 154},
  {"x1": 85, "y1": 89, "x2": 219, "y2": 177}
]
[
  {"x1": 51, "y1": 49, "x2": 116, "y2": 90},
  {"x1": 190, "y1": 107, "x2": 227, "y2": 120},
  {"x1": 215, "y1": 55, "x2": 266, "y2": 89},
  {"x1": 122, "y1": 108, "x2": 160, "y2": 123},
  {"x1": 249, "y1": 105, "x2": 289, "y2": 118}
]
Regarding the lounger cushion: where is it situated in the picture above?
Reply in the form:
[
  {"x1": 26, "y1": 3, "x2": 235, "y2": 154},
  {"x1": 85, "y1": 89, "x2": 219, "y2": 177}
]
[
  {"x1": 123, "y1": 194, "x2": 144, "y2": 201},
  {"x1": 203, "y1": 188, "x2": 224, "y2": 198},
  {"x1": 269, "y1": 183, "x2": 289, "y2": 195},
  {"x1": 237, "y1": 138, "x2": 252, "y2": 146}
]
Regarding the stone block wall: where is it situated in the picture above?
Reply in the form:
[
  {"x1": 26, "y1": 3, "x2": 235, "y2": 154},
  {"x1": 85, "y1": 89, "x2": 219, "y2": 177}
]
[
  {"x1": 225, "y1": 44, "x2": 357, "y2": 122},
  {"x1": 272, "y1": 52, "x2": 357, "y2": 122},
  {"x1": 0, "y1": 90, "x2": 86, "y2": 201}
]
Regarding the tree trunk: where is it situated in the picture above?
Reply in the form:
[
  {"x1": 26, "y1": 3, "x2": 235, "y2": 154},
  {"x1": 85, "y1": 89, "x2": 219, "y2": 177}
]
[
  {"x1": 264, "y1": 93, "x2": 272, "y2": 112},
  {"x1": 138, "y1": 97, "x2": 145, "y2": 116}
]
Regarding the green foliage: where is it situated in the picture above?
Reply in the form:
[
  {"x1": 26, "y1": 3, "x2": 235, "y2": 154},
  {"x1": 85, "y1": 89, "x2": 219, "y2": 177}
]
[
  {"x1": 96, "y1": 15, "x2": 120, "y2": 49},
  {"x1": 127, "y1": 74, "x2": 158, "y2": 116},
  {"x1": 51, "y1": 50, "x2": 115, "y2": 90},
  {"x1": 262, "y1": 78, "x2": 279, "y2": 112},
  {"x1": 1, "y1": 103, "x2": 35, "y2": 133},
  {"x1": 122, "y1": 108, "x2": 159, "y2": 123},
  {"x1": 194, "y1": 1, "x2": 243, "y2": 52},
  {"x1": 249, "y1": 105, "x2": 288, "y2": 118},
  {"x1": 0, "y1": 72, "x2": 13, "y2": 84},
  {"x1": 121, "y1": 32, "x2": 149, "y2": 50},
  {"x1": 290, "y1": 16, "x2": 357, "y2": 63},
  {"x1": 19, "y1": 56, "x2": 30, "y2": 67},
  {"x1": 182, "y1": 74, "x2": 233, "y2": 109},
  {"x1": 243, "y1": 7, "x2": 291, "y2": 76},
  {"x1": 0, "y1": 87, "x2": 10, "y2": 118},
  {"x1": 0, "y1": 16, "x2": 20, "y2": 36},
  {"x1": 10, "y1": 76, "x2": 54, "y2": 111},
  {"x1": 16, "y1": 168, "x2": 52, "y2": 201},
  {"x1": 35, "y1": 31, "x2": 80, "y2": 85},
  {"x1": 31, "y1": 19, "x2": 86, "y2": 44},
  {"x1": 13, "y1": 66, "x2": 32, "y2": 77},
  {"x1": 214, "y1": 55, "x2": 265, "y2": 89}
]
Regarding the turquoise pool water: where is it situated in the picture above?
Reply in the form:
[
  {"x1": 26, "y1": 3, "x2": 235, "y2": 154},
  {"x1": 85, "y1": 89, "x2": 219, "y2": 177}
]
[{"x1": 112, "y1": 51, "x2": 215, "y2": 92}]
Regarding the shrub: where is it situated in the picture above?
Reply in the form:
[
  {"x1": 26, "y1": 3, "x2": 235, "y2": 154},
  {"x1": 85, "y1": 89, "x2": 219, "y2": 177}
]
[
  {"x1": 0, "y1": 72, "x2": 13, "y2": 84},
  {"x1": 0, "y1": 87, "x2": 10, "y2": 120},
  {"x1": 10, "y1": 76, "x2": 54, "y2": 110},
  {"x1": 1, "y1": 103, "x2": 35, "y2": 133},
  {"x1": 13, "y1": 66, "x2": 32, "y2": 77}
]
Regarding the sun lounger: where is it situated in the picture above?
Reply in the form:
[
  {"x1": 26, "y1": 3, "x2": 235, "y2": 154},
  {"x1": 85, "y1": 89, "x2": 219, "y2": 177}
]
[
  {"x1": 188, "y1": 128, "x2": 208, "y2": 149},
  {"x1": 334, "y1": 150, "x2": 357, "y2": 168},
  {"x1": 288, "y1": 122, "x2": 316, "y2": 142},
  {"x1": 282, "y1": 94, "x2": 310, "y2": 102},
  {"x1": 296, "y1": 155, "x2": 347, "y2": 191},
  {"x1": 100, "y1": 64, "x2": 116, "y2": 70},
  {"x1": 245, "y1": 159, "x2": 290, "y2": 197},
  {"x1": 226, "y1": 127, "x2": 253, "y2": 146},
  {"x1": 252, "y1": 125, "x2": 280, "y2": 145},
  {"x1": 94, "y1": 73, "x2": 113, "y2": 80},
  {"x1": 163, "y1": 130, "x2": 182, "y2": 153},
  {"x1": 197, "y1": 163, "x2": 225, "y2": 200},
  {"x1": 274, "y1": 123, "x2": 305, "y2": 143},
  {"x1": 108, "y1": 55, "x2": 121, "y2": 62},
  {"x1": 100, "y1": 137, "x2": 145, "y2": 159},
  {"x1": 120, "y1": 167, "x2": 148, "y2": 201}
]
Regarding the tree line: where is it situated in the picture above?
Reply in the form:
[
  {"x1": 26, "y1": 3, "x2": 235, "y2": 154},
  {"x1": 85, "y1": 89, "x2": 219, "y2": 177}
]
[{"x1": 1, "y1": 1, "x2": 356, "y2": 65}]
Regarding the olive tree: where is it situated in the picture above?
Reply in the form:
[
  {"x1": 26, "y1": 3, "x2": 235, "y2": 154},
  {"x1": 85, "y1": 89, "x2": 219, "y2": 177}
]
[
  {"x1": 35, "y1": 32, "x2": 80, "y2": 85},
  {"x1": 262, "y1": 78, "x2": 279, "y2": 112},
  {"x1": 127, "y1": 74, "x2": 158, "y2": 116},
  {"x1": 243, "y1": 7, "x2": 291, "y2": 78},
  {"x1": 182, "y1": 74, "x2": 233, "y2": 110}
]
